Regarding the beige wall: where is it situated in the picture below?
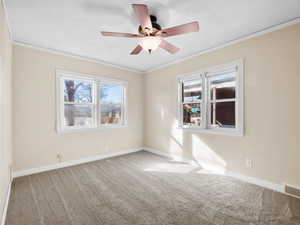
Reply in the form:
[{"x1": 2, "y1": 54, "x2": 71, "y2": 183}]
[
  {"x1": 12, "y1": 45, "x2": 144, "y2": 172},
  {"x1": 10, "y1": 21, "x2": 300, "y2": 189},
  {"x1": 0, "y1": 0, "x2": 12, "y2": 221},
  {"x1": 144, "y1": 23, "x2": 300, "y2": 187}
]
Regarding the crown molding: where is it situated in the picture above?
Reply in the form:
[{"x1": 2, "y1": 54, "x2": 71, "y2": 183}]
[
  {"x1": 146, "y1": 17, "x2": 300, "y2": 73},
  {"x1": 13, "y1": 41, "x2": 145, "y2": 73}
]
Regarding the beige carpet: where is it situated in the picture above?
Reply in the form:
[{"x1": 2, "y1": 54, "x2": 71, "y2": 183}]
[{"x1": 5, "y1": 151, "x2": 300, "y2": 225}]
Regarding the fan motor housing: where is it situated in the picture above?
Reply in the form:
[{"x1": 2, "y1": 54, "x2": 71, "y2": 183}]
[{"x1": 138, "y1": 15, "x2": 161, "y2": 35}]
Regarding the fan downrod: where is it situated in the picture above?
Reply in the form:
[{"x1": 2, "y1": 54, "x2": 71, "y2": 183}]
[{"x1": 138, "y1": 15, "x2": 161, "y2": 35}]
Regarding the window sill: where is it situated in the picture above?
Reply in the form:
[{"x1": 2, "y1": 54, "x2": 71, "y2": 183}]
[
  {"x1": 179, "y1": 126, "x2": 244, "y2": 137},
  {"x1": 56, "y1": 125, "x2": 128, "y2": 134}
]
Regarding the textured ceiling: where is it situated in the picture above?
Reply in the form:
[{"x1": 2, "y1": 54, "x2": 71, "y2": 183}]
[{"x1": 5, "y1": 0, "x2": 300, "y2": 72}]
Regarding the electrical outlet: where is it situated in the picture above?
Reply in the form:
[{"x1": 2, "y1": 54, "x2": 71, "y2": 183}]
[
  {"x1": 246, "y1": 159, "x2": 253, "y2": 168},
  {"x1": 57, "y1": 154, "x2": 62, "y2": 163}
]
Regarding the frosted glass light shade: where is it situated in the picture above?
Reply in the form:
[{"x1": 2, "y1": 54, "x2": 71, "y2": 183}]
[{"x1": 140, "y1": 36, "x2": 161, "y2": 52}]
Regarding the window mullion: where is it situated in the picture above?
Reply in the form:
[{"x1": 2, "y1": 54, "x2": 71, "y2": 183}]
[
  {"x1": 211, "y1": 98, "x2": 236, "y2": 103},
  {"x1": 60, "y1": 77, "x2": 65, "y2": 131},
  {"x1": 182, "y1": 100, "x2": 201, "y2": 104},
  {"x1": 122, "y1": 86, "x2": 126, "y2": 126},
  {"x1": 212, "y1": 85, "x2": 216, "y2": 126},
  {"x1": 97, "y1": 82, "x2": 102, "y2": 128},
  {"x1": 93, "y1": 80, "x2": 97, "y2": 128},
  {"x1": 177, "y1": 80, "x2": 183, "y2": 128},
  {"x1": 202, "y1": 73, "x2": 208, "y2": 129},
  {"x1": 64, "y1": 102, "x2": 95, "y2": 105}
]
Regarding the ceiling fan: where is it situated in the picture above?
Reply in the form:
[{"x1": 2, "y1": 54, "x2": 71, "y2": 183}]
[{"x1": 101, "y1": 4, "x2": 200, "y2": 55}]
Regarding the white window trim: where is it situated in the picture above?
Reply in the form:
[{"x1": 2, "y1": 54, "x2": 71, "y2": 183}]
[
  {"x1": 56, "y1": 70, "x2": 128, "y2": 134},
  {"x1": 177, "y1": 59, "x2": 244, "y2": 136}
]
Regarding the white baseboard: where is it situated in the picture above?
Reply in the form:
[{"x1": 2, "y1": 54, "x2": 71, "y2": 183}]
[
  {"x1": 1, "y1": 180, "x2": 12, "y2": 225},
  {"x1": 13, "y1": 148, "x2": 143, "y2": 178},
  {"x1": 143, "y1": 147, "x2": 193, "y2": 163},
  {"x1": 10, "y1": 146, "x2": 289, "y2": 194},
  {"x1": 143, "y1": 146, "x2": 284, "y2": 193},
  {"x1": 226, "y1": 171, "x2": 283, "y2": 192}
]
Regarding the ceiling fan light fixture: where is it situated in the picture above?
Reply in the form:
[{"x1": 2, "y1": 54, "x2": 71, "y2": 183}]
[
  {"x1": 101, "y1": 4, "x2": 199, "y2": 55},
  {"x1": 140, "y1": 36, "x2": 161, "y2": 53}
]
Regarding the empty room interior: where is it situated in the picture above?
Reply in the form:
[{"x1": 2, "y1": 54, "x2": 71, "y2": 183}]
[{"x1": 1, "y1": 0, "x2": 300, "y2": 224}]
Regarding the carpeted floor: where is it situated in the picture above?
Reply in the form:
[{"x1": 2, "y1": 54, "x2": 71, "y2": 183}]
[{"x1": 5, "y1": 151, "x2": 300, "y2": 225}]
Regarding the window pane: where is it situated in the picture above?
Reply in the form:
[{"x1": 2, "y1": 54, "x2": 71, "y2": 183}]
[
  {"x1": 64, "y1": 104, "x2": 93, "y2": 127},
  {"x1": 183, "y1": 103, "x2": 201, "y2": 126},
  {"x1": 100, "y1": 85, "x2": 123, "y2": 125},
  {"x1": 210, "y1": 102, "x2": 235, "y2": 128},
  {"x1": 182, "y1": 79, "x2": 202, "y2": 102},
  {"x1": 64, "y1": 80, "x2": 92, "y2": 103},
  {"x1": 210, "y1": 73, "x2": 236, "y2": 100}
]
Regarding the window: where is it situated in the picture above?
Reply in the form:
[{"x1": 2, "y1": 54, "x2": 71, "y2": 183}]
[
  {"x1": 99, "y1": 84, "x2": 124, "y2": 125},
  {"x1": 177, "y1": 60, "x2": 244, "y2": 136},
  {"x1": 182, "y1": 78, "x2": 202, "y2": 127},
  {"x1": 56, "y1": 71, "x2": 127, "y2": 132},
  {"x1": 63, "y1": 78, "x2": 95, "y2": 128}
]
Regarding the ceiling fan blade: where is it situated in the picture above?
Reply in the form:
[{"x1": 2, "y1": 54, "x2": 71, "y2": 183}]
[
  {"x1": 132, "y1": 4, "x2": 152, "y2": 32},
  {"x1": 101, "y1": 31, "x2": 143, "y2": 38},
  {"x1": 160, "y1": 21, "x2": 199, "y2": 37},
  {"x1": 159, "y1": 39, "x2": 180, "y2": 54},
  {"x1": 130, "y1": 45, "x2": 143, "y2": 55}
]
